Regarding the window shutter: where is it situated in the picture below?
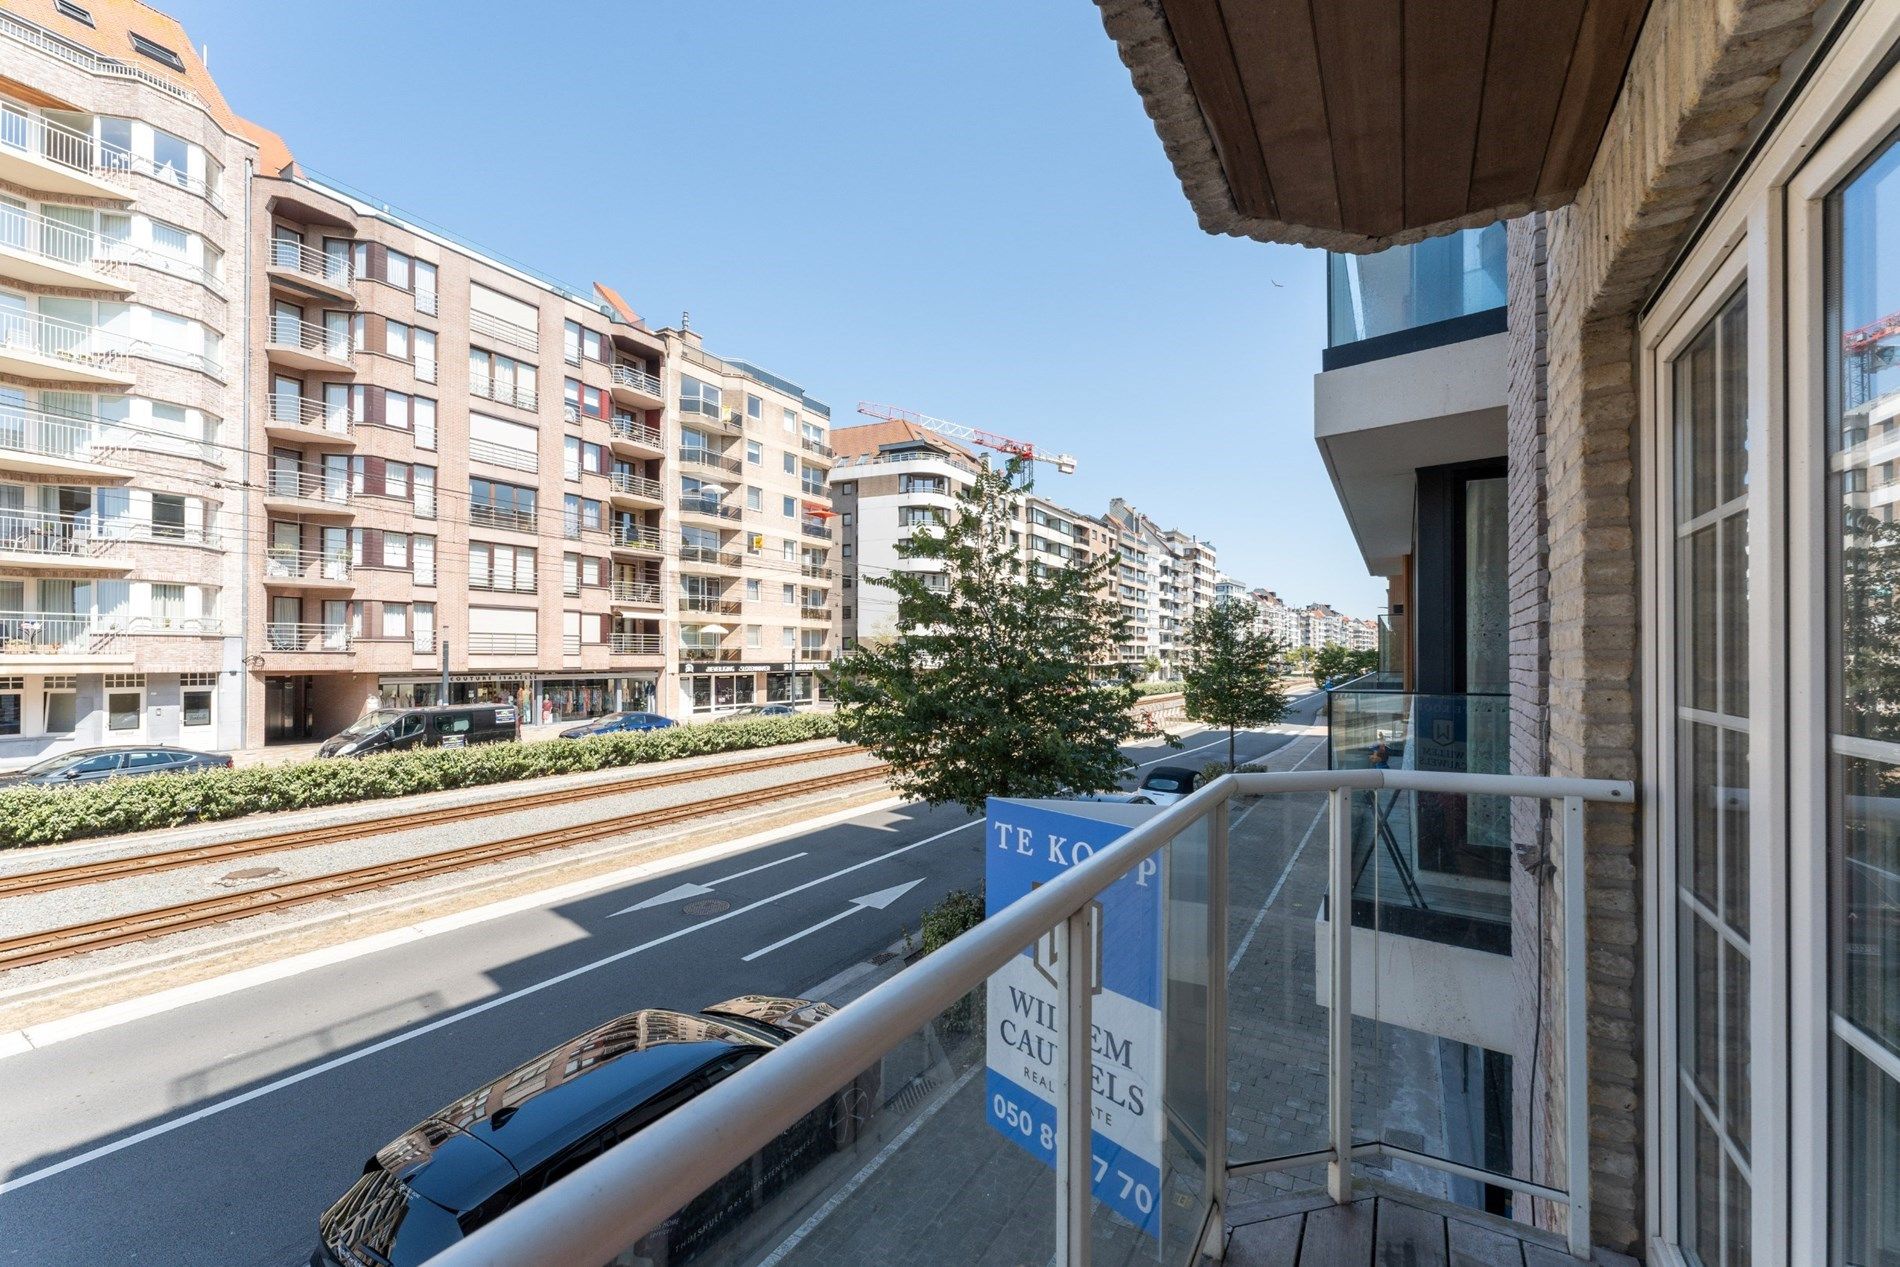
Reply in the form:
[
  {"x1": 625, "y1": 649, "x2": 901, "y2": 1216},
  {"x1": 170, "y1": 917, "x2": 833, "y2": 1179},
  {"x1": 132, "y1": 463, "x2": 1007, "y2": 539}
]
[
  {"x1": 365, "y1": 386, "x2": 387, "y2": 426},
  {"x1": 364, "y1": 455, "x2": 386, "y2": 492},
  {"x1": 361, "y1": 528, "x2": 382, "y2": 564}
]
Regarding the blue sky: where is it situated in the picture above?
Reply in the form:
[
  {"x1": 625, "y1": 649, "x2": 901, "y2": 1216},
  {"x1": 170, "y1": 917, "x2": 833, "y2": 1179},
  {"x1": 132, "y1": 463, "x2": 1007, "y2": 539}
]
[{"x1": 174, "y1": 0, "x2": 1384, "y2": 618}]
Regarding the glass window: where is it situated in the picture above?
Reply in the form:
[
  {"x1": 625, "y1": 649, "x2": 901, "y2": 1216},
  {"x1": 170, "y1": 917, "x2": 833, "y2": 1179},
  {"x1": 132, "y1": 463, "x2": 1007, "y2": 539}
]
[
  {"x1": 747, "y1": 440, "x2": 762, "y2": 465},
  {"x1": 182, "y1": 689, "x2": 210, "y2": 727},
  {"x1": 107, "y1": 690, "x2": 140, "y2": 730}
]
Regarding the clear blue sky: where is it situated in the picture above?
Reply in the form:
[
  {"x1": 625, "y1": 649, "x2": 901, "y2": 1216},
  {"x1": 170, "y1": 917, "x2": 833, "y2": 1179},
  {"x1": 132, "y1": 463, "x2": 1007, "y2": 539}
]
[{"x1": 175, "y1": 0, "x2": 1385, "y2": 619}]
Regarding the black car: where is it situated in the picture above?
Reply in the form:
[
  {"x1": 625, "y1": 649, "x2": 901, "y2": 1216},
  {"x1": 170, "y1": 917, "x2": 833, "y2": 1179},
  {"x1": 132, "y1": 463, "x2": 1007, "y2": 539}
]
[
  {"x1": 0, "y1": 745, "x2": 232, "y2": 788},
  {"x1": 313, "y1": 996, "x2": 868, "y2": 1267},
  {"x1": 317, "y1": 705, "x2": 520, "y2": 758},
  {"x1": 558, "y1": 711, "x2": 677, "y2": 739},
  {"x1": 716, "y1": 703, "x2": 798, "y2": 722}
]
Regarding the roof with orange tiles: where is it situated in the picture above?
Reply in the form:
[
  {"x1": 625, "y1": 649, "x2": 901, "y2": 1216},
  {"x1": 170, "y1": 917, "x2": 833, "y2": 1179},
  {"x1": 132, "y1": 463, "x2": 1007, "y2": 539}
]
[
  {"x1": 593, "y1": 282, "x2": 643, "y2": 327},
  {"x1": 233, "y1": 115, "x2": 295, "y2": 177},
  {"x1": 2, "y1": 0, "x2": 250, "y2": 138},
  {"x1": 830, "y1": 419, "x2": 978, "y2": 463}
]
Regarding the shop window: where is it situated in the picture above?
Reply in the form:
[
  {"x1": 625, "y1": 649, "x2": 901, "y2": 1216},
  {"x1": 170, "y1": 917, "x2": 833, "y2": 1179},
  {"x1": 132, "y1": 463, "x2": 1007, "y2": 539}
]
[
  {"x1": 0, "y1": 675, "x2": 19, "y2": 736},
  {"x1": 181, "y1": 672, "x2": 215, "y2": 728}
]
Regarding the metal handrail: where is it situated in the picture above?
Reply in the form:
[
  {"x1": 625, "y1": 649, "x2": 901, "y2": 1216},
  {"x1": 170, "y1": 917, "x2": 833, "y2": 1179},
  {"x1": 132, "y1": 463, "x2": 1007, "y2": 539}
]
[
  {"x1": 267, "y1": 393, "x2": 351, "y2": 435},
  {"x1": 468, "y1": 371, "x2": 538, "y2": 412},
  {"x1": 468, "y1": 437, "x2": 539, "y2": 474},
  {"x1": 610, "y1": 417, "x2": 662, "y2": 449},
  {"x1": 678, "y1": 446, "x2": 743, "y2": 475},
  {"x1": 266, "y1": 468, "x2": 353, "y2": 505},
  {"x1": 264, "y1": 548, "x2": 351, "y2": 582},
  {"x1": 469, "y1": 309, "x2": 539, "y2": 353},
  {"x1": 610, "y1": 582, "x2": 661, "y2": 605},
  {"x1": 264, "y1": 621, "x2": 350, "y2": 652},
  {"x1": 0, "y1": 12, "x2": 202, "y2": 108},
  {"x1": 268, "y1": 239, "x2": 352, "y2": 288},
  {"x1": 611, "y1": 526, "x2": 662, "y2": 552},
  {"x1": 609, "y1": 471, "x2": 663, "y2": 500},
  {"x1": 679, "y1": 495, "x2": 739, "y2": 520},
  {"x1": 0, "y1": 404, "x2": 116, "y2": 463},
  {"x1": 611, "y1": 363, "x2": 663, "y2": 396},
  {"x1": 267, "y1": 314, "x2": 350, "y2": 360},
  {"x1": 470, "y1": 503, "x2": 538, "y2": 533},
  {"x1": 0, "y1": 307, "x2": 133, "y2": 369},
  {"x1": 431, "y1": 767, "x2": 1633, "y2": 1267},
  {"x1": 611, "y1": 632, "x2": 662, "y2": 654}
]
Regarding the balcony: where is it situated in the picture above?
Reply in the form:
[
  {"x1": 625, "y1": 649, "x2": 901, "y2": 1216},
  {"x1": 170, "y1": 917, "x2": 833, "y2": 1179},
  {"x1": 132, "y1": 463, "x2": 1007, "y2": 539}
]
[
  {"x1": 800, "y1": 436, "x2": 834, "y2": 460},
  {"x1": 264, "y1": 314, "x2": 353, "y2": 372},
  {"x1": 609, "y1": 416, "x2": 664, "y2": 455},
  {"x1": 0, "y1": 206, "x2": 125, "y2": 291},
  {"x1": 265, "y1": 393, "x2": 353, "y2": 445},
  {"x1": 264, "y1": 548, "x2": 352, "y2": 590},
  {"x1": 468, "y1": 438, "x2": 539, "y2": 475},
  {"x1": 264, "y1": 622, "x2": 350, "y2": 654},
  {"x1": 678, "y1": 594, "x2": 741, "y2": 617},
  {"x1": 610, "y1": 581, "x2": 662, "y2": 607},
  {"x1": 0, "y1": 405, "x2": 133, "y2": 478},
  {"x1": 610, "y1": 363, "x2": 665, "y2": 405},
  {"x1": 1326, "y1": 224, "x2": 1505, "y2": 371},
  {"x1": 426, "y1": 763, "x2": 1631, "y2": 1267},
  {"x1": 678, "y1": 446, "x2": 743, "y2": 477},
  {"x1": 467, "y1": 371, "x2": 539, "y2": 413},
  {"x1": 802, "y1": 565, "x2": 833, "y2": 581},
  {"x1": 264, "y1": 468, "x2": 354, "y2": 515},
  {"x1": 0, "y1": 110, "x2": 130, "y2": 199},
  {"x1": 799, "y1": 606, "x2": 830, "y2": 622},
  {"x1": 0, "y1": 611, "x2": 108, "y2": 660},
  {"x1": 679, "y1": 495, "x2": 740, "y2": 523},
  {"x1": 677, "y1": 646, "x2": 743, "y2": 663},
  {"x1": 611, "y1": 525, "x2": 664, "y2": 554},
  {"x1": 801, "y1": 521, "x2": 834, "y2": 540},
  {"x1": 469, "y1": 310, "x2": 539, "y2": 354},
  {"x1": 610, "y1": 631, "x2": 663, "y2": 657},
  {"x1": 676, "y1": 544, "x2": 742, "y2": 571},
  {"x1": 608, "y1": 471, "x2": 664, "y2": 506},
  {"x1": 0, "y1": 509, "x2": 130, "y2": 572},
  {"x1": 469, "y1": 503, "x2": 539, "y2": 534},
  {"x1": 468, "y1": 631, "x2": 537, "y2": 656},
  {"x1": 266, "y1": 239, "x2": 354, "y2": 301},
  {"x1": 0, "y1": 309, "x2": 134, "y2": 386}
]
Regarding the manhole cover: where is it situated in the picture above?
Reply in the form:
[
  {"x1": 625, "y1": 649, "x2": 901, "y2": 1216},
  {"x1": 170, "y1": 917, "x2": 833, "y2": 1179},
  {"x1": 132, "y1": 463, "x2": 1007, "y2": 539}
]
[
  {"x1": 218, "y1": 865, "x2": 285, "y2": 886},
  {"x1": 682, "y1": 898, "x2": 731, "y2": 917}
]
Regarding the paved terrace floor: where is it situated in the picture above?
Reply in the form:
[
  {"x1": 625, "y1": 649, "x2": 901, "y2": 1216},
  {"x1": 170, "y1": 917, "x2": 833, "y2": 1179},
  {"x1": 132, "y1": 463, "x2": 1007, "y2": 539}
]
[{"x1": 1223, "y1": 1188, "x2": 1639, "y2": 1266}]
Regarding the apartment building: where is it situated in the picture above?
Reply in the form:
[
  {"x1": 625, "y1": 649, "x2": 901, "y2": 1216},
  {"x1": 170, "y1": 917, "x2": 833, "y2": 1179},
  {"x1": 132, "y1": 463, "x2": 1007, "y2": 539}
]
[
  {"x1": 0, "y1": 1, "x2": 253, "y2": 761},
  {"x1": 659, "y1": 328, "x2": 834, "y2": 716},
  {"x1": 1102, "y1": 498, "x2": 1218, "y2": 675}
]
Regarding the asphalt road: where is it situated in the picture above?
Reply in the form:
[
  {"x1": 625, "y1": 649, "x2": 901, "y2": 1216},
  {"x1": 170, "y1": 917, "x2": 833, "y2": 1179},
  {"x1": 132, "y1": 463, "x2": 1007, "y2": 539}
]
[{"x1": 0, "y1": 692, "x2": 1324, "y2": 1266}]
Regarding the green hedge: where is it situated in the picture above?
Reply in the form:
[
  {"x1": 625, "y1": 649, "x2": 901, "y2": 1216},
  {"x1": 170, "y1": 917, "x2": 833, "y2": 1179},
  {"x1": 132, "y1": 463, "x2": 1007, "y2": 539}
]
[
  {"x1": 1135, "y1": 680, "x2": 1185, "y2": 697},
  {"x1": 0, "y1": 714, "x2": 843, "y2": 850}
]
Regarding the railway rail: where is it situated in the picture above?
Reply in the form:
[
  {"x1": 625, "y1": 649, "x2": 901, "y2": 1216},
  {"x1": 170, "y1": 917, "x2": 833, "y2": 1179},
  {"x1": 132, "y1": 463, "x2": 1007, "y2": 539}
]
[
  {"x1": 0, "y1": 761, "x2": 889, "y2": 973},
  {"x1": 0, "y1": 744, "x2": 865, "y2": 900}
]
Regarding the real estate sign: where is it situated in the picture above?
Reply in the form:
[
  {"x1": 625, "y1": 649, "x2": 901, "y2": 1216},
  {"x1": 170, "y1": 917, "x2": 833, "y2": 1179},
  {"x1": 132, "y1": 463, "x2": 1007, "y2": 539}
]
[{"x1": 983, "y1": 798, "x2": 1163, "y2": 1237}]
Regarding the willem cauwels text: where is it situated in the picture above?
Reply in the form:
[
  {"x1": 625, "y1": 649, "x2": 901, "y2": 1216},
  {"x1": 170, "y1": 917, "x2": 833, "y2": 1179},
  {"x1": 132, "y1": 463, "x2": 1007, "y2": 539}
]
[{"x1": 998, "y1": 987, "x2": 1147, "y2": 1121}]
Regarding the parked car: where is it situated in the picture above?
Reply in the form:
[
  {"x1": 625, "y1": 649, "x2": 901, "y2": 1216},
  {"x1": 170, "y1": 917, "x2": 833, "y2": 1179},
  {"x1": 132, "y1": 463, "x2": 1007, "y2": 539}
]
[
  {"x1": 0, "y1": 745, "x2": 232, "y2": 788},
  {"x1": 558, "y1": 711, "x2": 676, "y2": 739},
  {"x1": 1136, "y1": 764, "x2": 1204, "y2": 806},
  {"x1": 1062, "y1": 790, "x2": 1156, "y2": 805},
  {"x1": 716, "y1": 703, "x2": 798, "y2": 721},
  {"x1": 317, "y1": 704, "x2": 520, "y2": 758},
  {"x1": 312, "y1": 996, "x2": 870, "y2": 1267}
]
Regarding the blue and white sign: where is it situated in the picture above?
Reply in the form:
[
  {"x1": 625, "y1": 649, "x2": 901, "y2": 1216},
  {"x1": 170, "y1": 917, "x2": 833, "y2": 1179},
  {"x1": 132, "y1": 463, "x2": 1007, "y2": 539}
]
[{"x1": 984, "y1": 799, "x2": 1163, "y2": 1237}]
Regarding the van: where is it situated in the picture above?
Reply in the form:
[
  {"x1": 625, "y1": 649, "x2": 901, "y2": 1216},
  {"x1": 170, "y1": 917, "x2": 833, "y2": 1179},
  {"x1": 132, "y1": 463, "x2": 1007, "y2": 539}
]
[{"x1": 316, "y1": 704, "x2": 520, "y2": 758}]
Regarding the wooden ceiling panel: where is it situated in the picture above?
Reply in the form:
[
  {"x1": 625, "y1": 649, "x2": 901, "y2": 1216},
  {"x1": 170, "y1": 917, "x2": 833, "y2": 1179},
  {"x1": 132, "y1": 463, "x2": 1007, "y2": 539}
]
[
  {"x1": 1401, "y1": 0, "x2": 1496, "y2": 227},
  {"x1": 1310, "y1": 0, "x2": 1406, "y2": 240},
  {"x1": 1159, "y1": 0, "x2": 1278, "y2": 219},
  {"x1": 1216, "y1": 0, "x2": 1342, "y2": 230},
  {"x1": 1538, "y1": 0, "x2": 1652, "y2": 198},
  {"x1": 1466, "y1": 0, "x2": 1591, "y2": 211}
]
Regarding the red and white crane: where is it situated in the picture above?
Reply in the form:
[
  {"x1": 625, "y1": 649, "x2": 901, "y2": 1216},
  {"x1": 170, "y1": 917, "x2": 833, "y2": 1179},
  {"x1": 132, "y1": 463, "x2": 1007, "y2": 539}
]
[{"x1": 857, "y1": 402, "x2": 1077, "y2": 475}]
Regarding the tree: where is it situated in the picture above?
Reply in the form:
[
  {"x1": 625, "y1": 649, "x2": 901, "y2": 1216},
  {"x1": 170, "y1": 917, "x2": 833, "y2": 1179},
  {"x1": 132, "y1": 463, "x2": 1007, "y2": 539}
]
[
  {"x1": 1311, "y1": 642, "x2": 1378, "y2": 688},
  {"x1": 828, "y1": 458, "x2": 1156, "y2": 812},
  {"x1": 1182, "y1": 599, "x2": 1288, "y2": 769}
]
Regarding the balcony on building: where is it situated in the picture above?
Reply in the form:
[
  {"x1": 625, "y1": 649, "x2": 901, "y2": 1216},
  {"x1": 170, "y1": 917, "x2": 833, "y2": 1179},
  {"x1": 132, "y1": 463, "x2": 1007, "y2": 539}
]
[
  {"x1": 0, "y1": 309, "x2": 135, "y2": 386},
  {"x1": 0, "y1": 508, "x2": 134, "y2": 573},
  {"x1": 0, "y1": 611, "x2": 134, "y2": 668},
  {"x1": 265, "y1": 391, "x2": 354, "y2": 447},
  {"x1": 266, "y1": 237, "x2": 354, "y2": 304},
  {"x1": 263, "y1": 464, "x2": 354, "y2": 516},
  {"x1": 0, "y1": 205, "x2": 132, "y2": 293},
  {"x1": 675, "y1": 542, "x2": 742, "y2": 574},
  {"x1": 263, "y1": 547, "x2": 353, "y2": 591},
  {"x1": 677, "y1": 444, "x2": 743, "y2": 479},
  {"x1": 263, "y1": 621, "x2": 351, "y2": 656},
  {"x1": 610, "y1": 523, "x2": 664, "y2": 556},
  {"x1": 609, "y1": 412, "x2": 664, "y2": 457},
  {"x1": 608, "y1": 470, "x2": 664, "y2": 509},
  {"x1": 0, "y1": 105, "x2": 132, "y2": 201},
  {"x1": 610, "y1": 579, "x2": 662, "y2": 610},
  {"x1": 678, "y1": 491, "x2": 741, "y2": 525},
  {"x1": 609, "y1": 627, "x2": 663, "y2": 663},
  {"x1": 0, "y1": 403, "x2": 134, "y2": 479},
  {"x1": 677, "y1": 588, "x2": 741, "y2": 618},
  {"x1": 264, "y1": 312, "x2": 354, "y2": 373},
  {"x1": 609, "y1": 361, "x2": 665, "y2": 407},
  {"x1": 468, "y1": 369, "x2": 539, "y2": 414}
]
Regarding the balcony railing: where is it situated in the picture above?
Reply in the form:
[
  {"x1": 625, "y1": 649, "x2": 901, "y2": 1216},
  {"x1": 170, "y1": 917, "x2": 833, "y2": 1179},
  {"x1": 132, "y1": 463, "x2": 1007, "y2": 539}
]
[
  {"x1": 802, "y1": 565, "x2": 833, "y2": 580},
  {"x1": 266, "y1": 314, "x2": 350, "y2": 361},
  {"x1": 678, "y1": 447, "x2": 743, "y2": 476},
  {"x1": 0, "y1": 509, "x2": 106, "y2": 558},
  {"x1": 268, "y1": 239, "x2": 352, "y2": 289},
  {"x1": 611, "y1": 631, "x2": 662, "y2": 655},
  {"x1": 799, "y1": 606, "x2": 830, "y2": 622},
  {"x1": 677, "y1": 545, "x2": 741, "y2": 568},
  {"x1": 430, "y1": 765, "x2": 1632, "y2": 1267},
  {"x1": 0, "y1": 308, "x2": 132, "y2": 373},
  {"x1": 0, "y1": 404, "x2": 117, "y2": 464},
  {"x1": 609, "y1": 471, "x2": 663, "y2": 501},
  {"x1": 266, "y1": 468, "x2": 352, "y2": 507},
  {"x1": 467, "y1": 371, "x2": 538, "y2": 412},
  {"x1": 800, "y1": 436, "x2": 833, "y2": 459},
  {"x1": 679, "y1": 495, "x2": 740, "y2": 521},
  {"x1": 0, "y1": 12, "x2": 203, "y2": 108},
  {"x1": 469, "y1": 309, "x2": 539, "y2": 353},
  {"x1": 677, "y1": 646, "x2": 742, "y2": 662},
  {"x1": 611, "y1": 363, "x2": 663, "y2": 397},
  {"x1": 264, "y1": 548, "x2": 351, "y2": 584},
  {"x1": 611, "y1": 525, "x2": 662, "y2": 552},
  {"x1": 468, "y1": 631, "x2": 537, "y2": 655},
  {"x1": 610, "y1": 581, "x2": 662, "y2": 605},
  {"x1": 610, "y1": 416, "x2": 662, "y2": 450},
  {"x1": 267, "y1": 392, "x2": 351, "y2": 437},
  {"x1": 797, "y1": 645, "x2": 833, "y2": 661},
  {"x1": 469, "y1": 503, "x2": 538, "y2": 534},
  {"x1": 678, "y1": 595, "x2": 741, "y2": 616},
  {"x1": 801, "y1": 521, "x2": 834, "y2": 540},
  {"x1": 0, "y1": 610, "x2": 99, "y2": 653},
  {"x1": 468, "y1": 437, "x2": 539, "y2": 474},
  {"x1": 1327, "y1": 222, "x2": 1506, "y2": 353},
  {"x1": 0, "y1": 109, "x2": 129, "y2": 185},
  {"x1": 264, "y1": 622, "x2": 350, "y2": 653}
]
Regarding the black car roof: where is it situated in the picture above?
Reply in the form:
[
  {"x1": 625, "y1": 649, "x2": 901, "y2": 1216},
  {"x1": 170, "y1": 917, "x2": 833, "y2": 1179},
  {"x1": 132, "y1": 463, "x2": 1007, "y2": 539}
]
[
  {"x1": 378, "y1": 1010, "x2": 773, "y2": 1212},
  {"x1": 1143, "y1": 765, "x2": 1199, "y2": 779}
]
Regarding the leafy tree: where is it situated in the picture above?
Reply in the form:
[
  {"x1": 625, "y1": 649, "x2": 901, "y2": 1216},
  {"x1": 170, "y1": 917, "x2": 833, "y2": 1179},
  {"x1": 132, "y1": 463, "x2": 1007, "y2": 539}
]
[
  {"x1": 1311, "y1": 643, "x2": 1378, "y2": 688},
  {"x1": 1182, "y1": 599, "x2": 1288, "y2": 769},
  {"x1": 828, "y1": 458, "x2": 1155, "y2": 811}
]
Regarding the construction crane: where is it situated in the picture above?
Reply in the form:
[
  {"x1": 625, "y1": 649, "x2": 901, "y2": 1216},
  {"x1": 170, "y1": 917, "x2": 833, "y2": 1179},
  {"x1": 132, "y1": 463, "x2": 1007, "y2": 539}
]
[{"x1": 857, "y1": 402, "x2": 1077, "y2": 474}]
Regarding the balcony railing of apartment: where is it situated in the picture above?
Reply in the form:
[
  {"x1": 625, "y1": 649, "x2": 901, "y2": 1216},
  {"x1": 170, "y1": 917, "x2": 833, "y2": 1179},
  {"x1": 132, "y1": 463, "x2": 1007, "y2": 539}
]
[
  {"x1": 432, "y1": 764, "x2": 1631, "y2": 1267},
  {"x1": 467, "y1": 438, "x2": 539, "y2": 475},
  {"x1": 264, "y1": 622, "x2": 349, "y2": 653},
  {"x1": 678, "y1": 595, "x2": 741, "y2": 617},
  {"x1": 611, "y1": 631, "x2": 662, "y2": 656},
  {"x1": 611, "y1": 525, "x2": 663, "y2": 552},
  {"x1": 802, "y1": 565, "x2": 832, "y2": 581},
  {"x1": 266, "y1": 468, "x2": 352, "y2": 507},
  {"x1": 611, "y1": 363, "x2": 663, "y2": 397},
  {"x1": 801, "y1": 521, "x2": 833, "y2": 540},
  {"x1": 798, "y1": 645, "x2": 833, "y2": 662},
  {"x1": 0, "y1": 404, "x2": 120, "y2": 464},
  {"x1": 267, "y1": 239, "x2": 352, "y2": 290},
  {"x1": 562, "y1": 633, "x2": 582, "y2": 655},
  {"x1": 609, "y1": 471, "x2": 663, "y2": 501},
  {"x1": 0, "y1": 610, "x2": 99, "y2": 653},
  {"x1": 416, "y1": 289, "x2": 438, "y2": 317},
  {"x1": 799, "y1": 606, "x2": 829, "y2": 622},
  {"x1": 610, "y1": 416, "x2": 662, "y2": 450},
  {"x1": 831, "y1": 449, "x2": 984, "y2": 479},
  {"x1": 0, "y1": 108, "x2": 128, "y2": 185},
  {"x1": 469, "y1": 574, "x2": 536, "y2": 596},
  {"x1": 468, "y1": 310, "x2": 538, "y2": 354},
  {"x1": 97, "y1": 242, "x2": 222, "y2": 293},
  {"x1": 676, "y1": 545, "x2": 741, "y2": 568},
  {"x1": 678, "y1": 447, "x2": 744, "y2": 476},
  {"x1": 679, "y1": 495, "x2": 740, "y2": 521},
  {"x1": 469, "y1": 503, "x2": 538, "y2": 533},
  {"x1": 467, "y1": 372, "x2": 538, "y2": 412},
  {"x1": 0, "y1": 11, "x2": 203, "y2": 109},
  {"x1": 266, "y1": 314, "x2": 351, "y2": 361},
  {"x1": 678, "y1": 646, "x2": 742, "y2": 662},
  {"x1": 267, "y1": 392, "x2": 351, "y2": 437},
  {"x1": 800, "y1": 436, "x2": 834, "y2": 459},
  {"x1": 1326, "y1": 222, "x2": 1506, "y2": 370},
  {"x1": 468, "y1": 632, "x2": 536, "y2": 655},
  {"x1": 264, "y1": 548, "x2": 351, "y2": 585},
  {"x1": 0, "y1": 308, "x2": 133, "y2": 373},
  {"x1": 610, "y1": 581, "x2": 662, "y2": 605},
  {"x1": 0, "y1": 508, "x2": 109, "y2": 558}
]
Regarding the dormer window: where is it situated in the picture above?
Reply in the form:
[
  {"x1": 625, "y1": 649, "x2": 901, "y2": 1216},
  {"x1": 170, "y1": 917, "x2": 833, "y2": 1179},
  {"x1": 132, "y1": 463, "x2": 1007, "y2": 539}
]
[
  {"x1": 129, "y1": 33, "x2": 186, "y2": 72},
  {"x1": 53, "y1": 1, "x2": 93, "y2": 26}
]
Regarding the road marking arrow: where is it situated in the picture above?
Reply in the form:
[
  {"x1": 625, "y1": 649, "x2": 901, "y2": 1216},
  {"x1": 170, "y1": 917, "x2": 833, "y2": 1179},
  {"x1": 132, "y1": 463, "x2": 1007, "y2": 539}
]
[
  {"x1": 611, "y1": 851, "x2": 808, "y2": 916},
  {"x1": 740, "y1": 878, "x2": 925, "y2": 963}
]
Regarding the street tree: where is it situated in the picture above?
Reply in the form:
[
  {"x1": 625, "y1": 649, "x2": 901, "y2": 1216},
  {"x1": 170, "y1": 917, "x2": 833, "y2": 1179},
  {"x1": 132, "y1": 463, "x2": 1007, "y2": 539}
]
[
  {"x1": 1311, "y1": 642, "x2": 1377, "y2": 688},
  {"x1": 828, "y1": 458, "x2": 1155, "y2": 812},
  {"x1": 1182, "y1": 598, "x2": 1288, "y2": 769}
]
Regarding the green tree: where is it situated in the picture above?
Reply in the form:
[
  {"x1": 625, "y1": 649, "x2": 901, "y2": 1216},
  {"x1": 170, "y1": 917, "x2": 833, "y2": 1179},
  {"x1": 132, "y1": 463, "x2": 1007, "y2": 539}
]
[
  {"x1": 1311, "y1": 643, "x2": 1378, "y2": 688},
  {"x1": 828, "y1": 459, "x2": 1154, "y2": 811},
  {"x1": 1182, "y1": 599, "x2": 1288, "y2": 769}
]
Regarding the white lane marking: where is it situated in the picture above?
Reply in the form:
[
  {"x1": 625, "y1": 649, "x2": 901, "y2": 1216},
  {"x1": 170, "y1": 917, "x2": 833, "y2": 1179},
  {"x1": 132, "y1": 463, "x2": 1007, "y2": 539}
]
[
  {"x1": 754, "y1": 1061, "x2": 986, "y2": 1267},
  {"x1": 612, "y1": 850, "x2": 809, "y2": 915},
  {"x1": 740, "y1": 879, "x2": 924, "y2": 963},
  {"x1": 1224, "y1": 733, "x2": 1329, "y2": 974},
  {"x1": 0, "y1": 819, "x2": 981, "y2": 1197}
]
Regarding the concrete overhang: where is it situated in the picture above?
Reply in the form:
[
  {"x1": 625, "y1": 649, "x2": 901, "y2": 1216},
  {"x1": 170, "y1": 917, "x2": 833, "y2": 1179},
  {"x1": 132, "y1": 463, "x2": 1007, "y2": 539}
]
[{"x1": 1313, "y1": 331, "x2": 1507, "y2": 577}]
